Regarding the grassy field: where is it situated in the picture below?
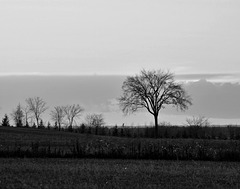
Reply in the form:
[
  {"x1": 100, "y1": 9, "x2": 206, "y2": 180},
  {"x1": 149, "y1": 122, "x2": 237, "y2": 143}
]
[
  {"x1": 1, "y1": 126, "x2": 240, "y2": 161},
  {"x1": 1, "y1": 127, "x2": 240, "y2": 188},
  {"x1": 0, "y1": 158, "x2": 240, "y2": 189}
]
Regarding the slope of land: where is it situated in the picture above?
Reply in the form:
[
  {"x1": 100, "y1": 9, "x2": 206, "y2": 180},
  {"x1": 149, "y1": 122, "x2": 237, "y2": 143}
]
[{"x1": 1, "y1": 126, "x2": 240, "y2": 161}]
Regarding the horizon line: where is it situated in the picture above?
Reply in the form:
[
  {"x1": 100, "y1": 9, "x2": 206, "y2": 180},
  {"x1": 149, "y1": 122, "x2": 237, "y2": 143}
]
[
  {"x1": 0, "y1": 72, "x2": 239, "y2": 76},
  {"x1": 0, "y1": 72, "x2": 240, "y2": 83},
  {"x1": 0, "y1": 72, "x2": 129, "y2": 77}
]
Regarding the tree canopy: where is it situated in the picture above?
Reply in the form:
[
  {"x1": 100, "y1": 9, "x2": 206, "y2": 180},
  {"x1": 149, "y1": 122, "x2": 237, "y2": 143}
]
[{"x1": 119, "y1": 69, "x2": 192, "y2": 137}]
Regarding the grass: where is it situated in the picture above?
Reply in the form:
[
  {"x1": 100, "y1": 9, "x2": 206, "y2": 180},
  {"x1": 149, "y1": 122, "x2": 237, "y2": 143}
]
[
  {"x1": 1, "y1": 127, "x2": 240, "y2": 188},
  {"x1": 1, "y1": 126, "x2": 240, "y2": 161},
  {"x1": 0, "y1": 158, "x2": 240, "y2": 189}
]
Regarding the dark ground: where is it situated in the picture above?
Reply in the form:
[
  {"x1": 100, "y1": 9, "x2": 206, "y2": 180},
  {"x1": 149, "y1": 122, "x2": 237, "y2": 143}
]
[{"x1": 0, "y1": 158, "x2": 240, "y2": 189}]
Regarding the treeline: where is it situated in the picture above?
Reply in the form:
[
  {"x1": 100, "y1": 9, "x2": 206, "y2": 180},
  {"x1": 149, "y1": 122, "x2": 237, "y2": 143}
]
[
  {"x1": 0, "y1": 96, "x2": 103, "y2": 130},
  {"x1": 1, "y1": 96, "x2": 240, "y2": 140},
  {"x1": 73, "y1": 124, "x2": 240, "y2": 140},
  {"x1": 1, "y1": 117, "x2": 240, "y2": 140}
]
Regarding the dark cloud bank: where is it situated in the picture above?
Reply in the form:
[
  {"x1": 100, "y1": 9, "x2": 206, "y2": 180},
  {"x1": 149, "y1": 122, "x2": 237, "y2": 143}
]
[
  {"x1": 185, "y1": 79, "x2": 240, "y2": 119},
  {"x1": 0, "y1": 75, "x2": 240, "y2": 121}
]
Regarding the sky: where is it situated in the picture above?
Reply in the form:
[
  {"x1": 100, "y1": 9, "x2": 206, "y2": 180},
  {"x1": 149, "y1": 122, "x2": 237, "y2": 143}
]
[
  {"x1": 1, "y1": 0, "x2": 240, "y2": 126},
  {"x1": 0, "y1": 0, "x2": 240, "y2": 76},
  {"x1": 1, "y1": 75, "x2": 240, "y2": 126}
]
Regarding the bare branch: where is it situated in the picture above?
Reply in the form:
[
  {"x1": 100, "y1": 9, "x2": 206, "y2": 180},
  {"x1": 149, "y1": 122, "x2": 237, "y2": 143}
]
[
  {"x1": 51, "y1": 106, "x2": 65, "y2": 130},
  {"x1": 11, "y1": 103, "x2": 24, "y2": 127},
  {"x1": 186, "y1": 116, "x2": 210, "y2": 127},
  {"x1": 26, "y1": 97, "x2": 48, "y2": 127},
  {"x1": 119, "y1": 69, "x2": 192, "y2": 137},
  {"x1": 85, "y1": 113, "x2": 105, "y2": 127},
  {"x1": 63, "y1": 104, "x2": 84, "y2": 128}
]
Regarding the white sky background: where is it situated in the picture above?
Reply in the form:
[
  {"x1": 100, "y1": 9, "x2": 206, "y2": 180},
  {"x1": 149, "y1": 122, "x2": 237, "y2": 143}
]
[{"x1": 0, "y1": 0, "x2": 240, "y2": 76}]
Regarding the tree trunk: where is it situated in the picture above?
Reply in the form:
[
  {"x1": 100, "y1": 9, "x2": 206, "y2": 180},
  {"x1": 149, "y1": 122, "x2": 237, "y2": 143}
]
[
  {"x1": 154, "y1": 114, "x2": 158, "y2": 138},
  {"x1": 69, "y1": 118, "x2": 73, "y2": 131},
  {"x1": 25, "y1": 113, "x2": 28, "y2": 126},
  {"x1": 36, "y1": 117, "x2": 39, "y2": 127}
]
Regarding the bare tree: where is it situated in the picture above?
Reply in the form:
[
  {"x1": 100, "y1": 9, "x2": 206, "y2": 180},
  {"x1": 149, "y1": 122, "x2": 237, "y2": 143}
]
[
  {"x1": 26, "y1": 97, "x2": 48, "y2": 127},
  {"x1": 63, "y1": 104, "x2": 84, "y2": 128},
  {"x1": 22, "y1": 105, "x2": 31, "y2": 127},
  {"x1": 186, "y1": 116, "x2": 210, "y2": 127},
  {"x1": 119, "y1": 69, "x2": 192, "y2": 137},
  {"x1": 11, "y1": 103, "x2": 24, "y2": 127},
  {"x1": 85, "y1": 113, "x2": 105, "y2": 127},
  {"x1": 51, "y1": 106, "x2": 65, "y2": 130}
]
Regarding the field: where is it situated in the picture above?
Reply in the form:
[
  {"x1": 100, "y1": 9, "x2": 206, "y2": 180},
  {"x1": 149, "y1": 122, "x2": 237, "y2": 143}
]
[
  {"x1": 0, "y1": 158, "x2": 240, "y2": 189},
  {"x1": 1, "y1": 127, "x2": 240, "y2": 188},
  {"x1": 1, "y1": 127, "x2": 240, "y2": 161}
]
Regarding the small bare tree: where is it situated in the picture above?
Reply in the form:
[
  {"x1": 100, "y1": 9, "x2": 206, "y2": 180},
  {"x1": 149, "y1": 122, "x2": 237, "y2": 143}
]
[
  {"x1": 186, "y1": 116, "x2": 210, "y2": 127},
  {"x1": 63, "y1": 104, "x2": 84, "y2": 128},
  {"x1": 11, "y1": 103, "x2": 24, "y2": 127},
  {"x1": 85, "y1": 113, "x2": 105, "y2": 127},
  {"x1": 26, "y1": 97, "x2": 48, "y2": 127},
  {"x1": 119, "y1": 69, "x2": 192, "y2": 137},
  {"x1": 50, "y1": 106, "x2": 65, "y2": 131},
  {"x1": 85, "y1": 113, "x2": 105, "y2": 135},
  {"x1": 22, "y1": 105, "x2": 31, "y2": 127}
]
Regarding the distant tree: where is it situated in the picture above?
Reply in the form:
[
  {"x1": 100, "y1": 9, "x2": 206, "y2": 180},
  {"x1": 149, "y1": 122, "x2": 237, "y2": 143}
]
[
  {"x1": 38, "y1": 119, "x2": 45, "y2": 129},
  {"x1": 1, "y1": 114, "x2": 10, "y2": 127},
  {"x1": 50, "y1": 106, "x2": 65, "y2": 131},
  {"x1": 29, "y1": 117, "x2": 35, "y2": 127},
  {"x1": 80, "y1": 123, "x2": 86, "y2": 133},
  {"x1": 186, "y1": 116, "x2": 210, "y2": 127},
  {"x1": 11, "y1": 104, "x2": 24, "y2": 127},
  {"x1": 32, "y1": 122, "x2": 36, "y2": 128},
  {"x1": 85, "y1": 114, "x2": 105, "y2": 127},
  {"x1": 119, "y1": 69, "x2": 192, "y2": 137},
  {"x1": 63, "y1": 104, "x2": 84, "y2": 129},
  {"x1": 85, "y1": 114, "x2": 105, "y2": 135},
  {"x1": 26, "y1": 97, "x2": 48, "y2": 127},
  {"x1": 25, "y1": 121, "x2": 29, "y2": 128},
  {"x1": 47, "y1": 122, "x2": 51, "y2": 130},
  {"x1": 22, "y1": 105, "x2": 31, "y2": 127},
  {"x1": 54, "y1": 121, "x2": 58, "y2": 130}
]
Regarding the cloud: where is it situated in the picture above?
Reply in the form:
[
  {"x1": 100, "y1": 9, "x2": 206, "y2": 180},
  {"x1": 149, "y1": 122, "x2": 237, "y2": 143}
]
[
  {"x1": 181, "y1": 79, "x2": 240, "y2": 118},
  {"x1": 176, "y1": 73, "x2": 240, "y2": 83},
  {"x1": 91, "y1": 99, "x2": 120, "y2": 113},
  {"x1": 0, "y1": 75, "x2": 240, "y2": 123}
]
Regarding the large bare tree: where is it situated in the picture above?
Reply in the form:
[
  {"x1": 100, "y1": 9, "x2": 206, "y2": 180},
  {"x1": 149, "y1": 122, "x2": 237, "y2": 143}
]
[
  {"x1": 119, "y1": 69, "x2": 192, "y2": 137},
  {"x1": 26, "y1": 97, "x2": 48, "y2": 127},
  {"x1": 64, "y1": 104, "x2": 84, "y2": 128},
  {"x1": 50, "y1": 106, "x2": 65, "y2": 131}
]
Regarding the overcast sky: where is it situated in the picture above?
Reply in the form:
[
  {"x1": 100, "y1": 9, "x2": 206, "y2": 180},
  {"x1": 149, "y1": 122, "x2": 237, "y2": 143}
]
[
  {"x1": 1, "y1": 76, "x2": 240, "y2": 126},
  {"x1": 0, "y1": 0, "x2": 240, "y2": 76},
  {"x1": 1, "y1": 0, "x2": 240, "y2": 125}
]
